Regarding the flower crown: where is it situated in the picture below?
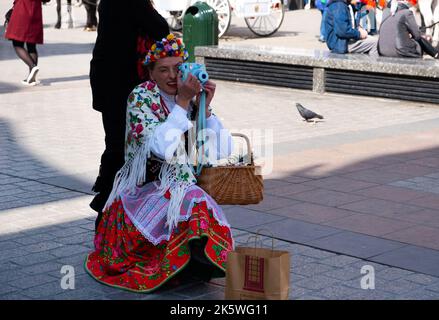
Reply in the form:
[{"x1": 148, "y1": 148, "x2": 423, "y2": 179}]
[{"x1": 144, "y1": 33, "x2": 189, "y2": 65}]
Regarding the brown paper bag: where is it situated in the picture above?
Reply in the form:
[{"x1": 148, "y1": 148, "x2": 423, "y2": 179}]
[{"x1": 225, "y1": 244, "x2": 290, "y2": 300}]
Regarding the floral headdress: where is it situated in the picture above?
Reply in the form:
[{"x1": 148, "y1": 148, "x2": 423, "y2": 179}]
[{"x1": 144, "y1": 33, "x2": 189, "y2": 65}]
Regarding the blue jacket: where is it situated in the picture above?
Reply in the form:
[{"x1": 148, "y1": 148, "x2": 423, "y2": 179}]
[{"x1": 324, "y1": 0, "x2": 361, "y2": 53}]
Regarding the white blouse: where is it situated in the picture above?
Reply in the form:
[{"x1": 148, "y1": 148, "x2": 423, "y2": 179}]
[{"x1": 150, "y1": 90, "x2": 233, "y2": 163}]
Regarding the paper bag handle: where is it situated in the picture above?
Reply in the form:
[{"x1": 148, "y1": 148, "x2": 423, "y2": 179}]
[{"x1": 245, "y1": 229, "x2": 275, "y2": 255}]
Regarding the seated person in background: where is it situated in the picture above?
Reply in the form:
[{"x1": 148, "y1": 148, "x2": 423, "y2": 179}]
[
  {"x1": 378, "y1": 0, "x2": 439, "y2": 58},
  {"x1": 324, "y1": 0, "x2": 378, "y2": 55}
]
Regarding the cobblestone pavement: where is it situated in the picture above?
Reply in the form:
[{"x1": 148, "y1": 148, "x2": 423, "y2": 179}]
[{"x1": 1, "y1": 4, "x2": 439, "y2": 300}]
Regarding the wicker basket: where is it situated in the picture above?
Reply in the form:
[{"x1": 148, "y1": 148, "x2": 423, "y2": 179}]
[{"x1": 197, "y1": 133, "x2": 263, "y2": 205}]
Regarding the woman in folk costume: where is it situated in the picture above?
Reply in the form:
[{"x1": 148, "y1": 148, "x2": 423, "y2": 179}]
[{"x1": 85, "y1": 34, "x2": 235, "y2": 292}]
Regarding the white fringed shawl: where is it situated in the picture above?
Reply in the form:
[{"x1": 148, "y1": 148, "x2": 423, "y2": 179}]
[{"x1": 103, "y1": 81, "x2": 197, "y2": 230}]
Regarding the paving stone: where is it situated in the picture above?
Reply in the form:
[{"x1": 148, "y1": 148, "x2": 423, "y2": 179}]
[
  {"x1": 0, "y1": 247, "x2": 29, "y2": 263},
  {"x1": 99, "y1": 289, "x2": 149, "y2": 300},
  {"x1": 306, "y1": 231, "x2": 405, "y2": 259},
  {"x1": 51, "y1": 191, "x2": 86, "y2": 200},
  {"x1": 0, "y1": 261, "x2": 20, "y2": 272},
  {"x1": 48, "y1": 226, "x2": 89, "y2": 238},
  {"x1": 78, "y1": 223, "x2": 96, "y2": 232},
  {"x1": 295, "y1": 275, "x2": 340, "y2": 291},
  {"x1": 0, "y1": 199, "x2": 28, "y2": 210},
  {"x1": 288, "y1": 243, "x2": 314, "y2": 255},
  {"x1": 14, "y1": 191, "x2": 51, "y2": 199},
  {"x1": 23, "y1": 241, "x2": 65, "y2": 253},
  {"x1": 49, "y1": 245, "x2": 90, "y2": 258},
  {"x1": 296, "y1": 295, "x2": 326, "y2": 300},
  {"x1": 20, "y1": 280, "x2": 65, "y2": 299},
  {"x1": 52, "y1": 288, "x2": 108, "y2": 300},
  {"x1": 291, "y1": 254, "x2": 318, "y2": 268},
  {"x1": 194, "y1": 289, "x2": 225, "y2": 300},
  {"x1": 349, "y1": 261, "x2": 388, "y2": 273},
  {"x1": 319, "y1": 255, "x2": 361, "y2": 268},
  {"x1": 349, "y1": 290, "x2": 397, "y2": 300},
  {"x1": 54, "y1": 232, "x2": 94, "y2": 246},
  {"x1": 399, "y1": 289, "x2": 439, "y2": 300},
  {"x1": 0, "y1": 240, "x2": 21, "y2": 251},
  {"x1": 378, "y1": 279, "x2": 423, "y2": 295},
  {"x1": 8, "y1": 274, "x2": 58, "y2": 290},
  {"x1": 73, "y1": 274, "x2": 121, "y2": 295},
  {"x1": 248, "y1": 218, "x2": 342, "y2": 243},
  {"x1": 0, "y1": 188, "x2": 25, "y2": 197},
  {"x1": 223, "y1": 207, "x2": 287, "y2": 229},
  {"x1": 0, "y1": 269, "x2": 28, "y2": 283},
  {"x1": 289, "y1": 285, "x2": 311, "y2": 299},
  {"x1": 315, "y1": 285, "x2": 363, "y2": 300},
  {"x1": 11, "y1": 252, "x2": 57, "y2": 266},
  {"x1": 56, "y1": 253, "x2": 89, "y2": 267},
  {"x1": 241, "y1": 194, "x2": 301, "y2": 212},
  {"x1": 269, "y1": 202, "x2": 355, "y2": 224},
  {"x1": 343, "y1": 276, "x2": 385, "y2": 291},
  {"x1": 0, "y1": 292, "x2": 31, "y2": 300},
  {"x1": 425, "y1": 282, "x2": 439, "y2": 293},
  {"x1": 0, "y1": 184, "x2": 18, "y2": 191},
  {"x1": 13, "y1": 233, "x2": 57, "y2": 245},
  {"x1": 0, "y1": 195, "x2": 20, "y2": 203},
  {"x1": 293, "y1": 263, "x2": 336, "y2": 277},
  {"x1": 371, "y1": 245, "x2": 439, "y2": 277},
  {"x1": 300, "y1": 249, "x2": 337, "y2": 260},
  {"x1": 404, "y1": 273, "x2": 439, "y2": 286},
  {"x1": 20, "y1": 261, "x2": 63, "y2": 276},
  {"x1": 8, "y1": 175, "x2": 40, "y2": 185},
  {"x1": 286, "y1": 189, "x2": 367, "y2": 207},
  {"x1": 0, "y1": 284, "x2": 20, "y2": 296},
  {"x1": 145, "y1": 293, "x2": 189, "y2": 300},
  {"x1": 231, "y1": 228, "x2": 250, "y2": 238},
  {"x1": 324, "y1": 266, "x2": 364, "y2": 282},
  {"x1": 173, "y1": 282, "x2": 222, "y2": 298},
  {"x1": 290, "y1": 273, "x2": 308, "y2": 283},
  {"x1": 377, "y1": 268, "x2": 415, "y2": 281},
  {"x1": 0, "y1": 178, "x2": 26, "y2": 185}
]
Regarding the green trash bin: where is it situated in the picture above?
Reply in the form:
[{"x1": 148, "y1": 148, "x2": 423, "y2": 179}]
[{"x1": 183, "y1": 1, "x2": 219, "y2": 63}]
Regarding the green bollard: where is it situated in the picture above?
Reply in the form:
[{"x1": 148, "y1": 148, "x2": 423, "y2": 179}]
[{"x1": 183, "y1": 1, "x2": 219, "y2": 63}]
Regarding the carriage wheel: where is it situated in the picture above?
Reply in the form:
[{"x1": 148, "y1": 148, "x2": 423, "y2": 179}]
[
  {"x1": 244, "y1": 0, "x2": 284, "y2": 37},
  {"x1": 203, "y1": 0, "x2": 232, "y2": 38}
]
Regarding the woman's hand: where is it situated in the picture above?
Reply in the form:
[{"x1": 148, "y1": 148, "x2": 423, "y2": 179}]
[
  {"x1": 176, "y1": 73, "x2": 202, "y2": 109},
  {"x1": 196, "y1": 80, "x2": 216, "y2": 117}
]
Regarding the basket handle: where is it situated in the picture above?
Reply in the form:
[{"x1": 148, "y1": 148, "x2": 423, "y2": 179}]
[{"x1": 231, "y1": 132, "x2": 254, "y2": 166}]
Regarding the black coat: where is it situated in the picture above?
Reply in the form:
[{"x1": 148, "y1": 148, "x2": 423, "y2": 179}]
[{"x1": 90, "y1": 0, "x2": 169, "y2": 112}]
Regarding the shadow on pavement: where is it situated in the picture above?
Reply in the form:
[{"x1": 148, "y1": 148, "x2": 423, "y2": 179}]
[
  {"x1": 0, "y1": 217, "x2": 222, "y2": 300},
  {"x1": 0, "y1": 26, "x2": 94, "y2": 62},
  {"x1": 0, "y1": 75, "x2": 90, "y2": 94},
  {"x1": 0, "y1": 118, "x2": 95, "y2": 213}
]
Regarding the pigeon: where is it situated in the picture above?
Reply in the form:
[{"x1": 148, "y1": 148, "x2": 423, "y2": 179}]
[{"x1": 296, "y1": 103, "x2": 324, "y2": 122}]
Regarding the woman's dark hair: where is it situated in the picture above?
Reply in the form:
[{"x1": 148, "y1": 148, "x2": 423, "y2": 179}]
[{"x1": 147, "y1": 61, "x2": 156, "y2": 71}]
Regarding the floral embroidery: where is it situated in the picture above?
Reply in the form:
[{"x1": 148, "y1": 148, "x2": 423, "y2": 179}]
[{"x1": 85, "y1": 200, "x2": 232, "y2": 292}]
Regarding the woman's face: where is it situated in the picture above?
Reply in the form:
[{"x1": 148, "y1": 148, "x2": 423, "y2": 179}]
[{"x1": 149, "y1": 56, "x2": 183, "y2": 95}]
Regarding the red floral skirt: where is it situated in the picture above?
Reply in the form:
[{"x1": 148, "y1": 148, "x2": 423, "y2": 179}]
[{"x1": 84, "y1": 199, "x2": 233, "y2": 292}]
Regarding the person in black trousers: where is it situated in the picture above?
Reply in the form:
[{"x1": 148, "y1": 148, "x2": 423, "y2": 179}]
[
  {"x1": 83, "y1": 0, "x2": 98, "y2": 31},
  {"x1": 89, "y1": 0, "x2": 169, "y2": 230}
]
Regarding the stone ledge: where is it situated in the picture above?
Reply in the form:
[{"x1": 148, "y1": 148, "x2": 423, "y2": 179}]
[{"x1": 195, "y1": 45, "x2": 439, "y2": 78}]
